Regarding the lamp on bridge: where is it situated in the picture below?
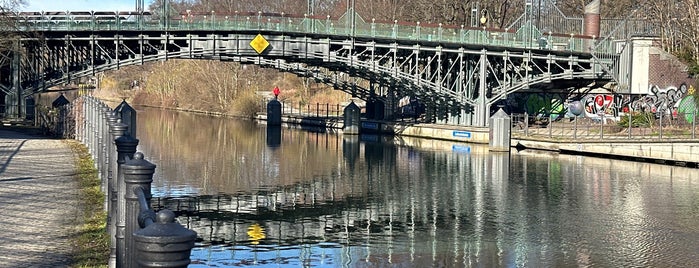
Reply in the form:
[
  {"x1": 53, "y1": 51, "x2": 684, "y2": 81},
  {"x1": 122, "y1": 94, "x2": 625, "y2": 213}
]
[{"x1": 480, "y1": 9, "x2": 488, "y2": 26}]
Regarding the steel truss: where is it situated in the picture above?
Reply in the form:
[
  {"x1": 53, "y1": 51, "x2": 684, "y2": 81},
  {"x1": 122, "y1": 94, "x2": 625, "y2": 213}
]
[{"x1": 4, "y1": 30, "x2": 614, "y2": 126}]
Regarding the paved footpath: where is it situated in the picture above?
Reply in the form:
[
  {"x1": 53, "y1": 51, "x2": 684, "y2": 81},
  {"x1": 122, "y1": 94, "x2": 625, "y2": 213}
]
[{"x1": 0, "y1": 127, "x2": 79, "y2": 267}]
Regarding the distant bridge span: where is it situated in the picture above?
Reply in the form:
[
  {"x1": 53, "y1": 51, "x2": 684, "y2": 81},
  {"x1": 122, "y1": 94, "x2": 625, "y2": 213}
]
[{"x1": 2, "y1": 10, "x2": 621, "y2": 126}]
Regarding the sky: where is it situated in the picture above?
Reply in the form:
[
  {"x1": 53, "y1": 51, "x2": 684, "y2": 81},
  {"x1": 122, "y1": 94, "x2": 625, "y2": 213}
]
[{"x1": 21, "y1": 0, "x2": 151, "y2": 12}]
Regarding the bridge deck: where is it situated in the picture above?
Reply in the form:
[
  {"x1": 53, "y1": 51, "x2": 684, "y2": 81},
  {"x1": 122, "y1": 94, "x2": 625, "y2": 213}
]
[{"x1": 12, "y1": 11, "x2": 615, "y2": 55}]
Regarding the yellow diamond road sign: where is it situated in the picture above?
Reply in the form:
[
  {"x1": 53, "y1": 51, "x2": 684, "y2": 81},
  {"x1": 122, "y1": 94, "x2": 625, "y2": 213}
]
[{"x1": 250, "y1": 34, "x2": 270, "y2": 54}]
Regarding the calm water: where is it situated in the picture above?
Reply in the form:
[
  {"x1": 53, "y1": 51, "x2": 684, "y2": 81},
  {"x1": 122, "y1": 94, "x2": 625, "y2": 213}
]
[{"x1": 136, "y1": 108, "x2": 699, "y2": 267}]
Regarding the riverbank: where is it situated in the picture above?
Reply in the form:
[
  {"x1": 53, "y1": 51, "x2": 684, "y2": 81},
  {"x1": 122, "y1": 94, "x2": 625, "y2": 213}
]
[
  {"x1": 77, "y1": 99, "x2": 699, "y2": 168},
  {"x1": 258, "y1": 113, "x2": 699, "y2": 167}
]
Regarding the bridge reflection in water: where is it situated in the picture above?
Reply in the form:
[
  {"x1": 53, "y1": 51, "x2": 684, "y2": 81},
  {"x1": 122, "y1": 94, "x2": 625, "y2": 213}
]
[{"x1": 137, "y1": 107, "x2": 699, "y2": 267}]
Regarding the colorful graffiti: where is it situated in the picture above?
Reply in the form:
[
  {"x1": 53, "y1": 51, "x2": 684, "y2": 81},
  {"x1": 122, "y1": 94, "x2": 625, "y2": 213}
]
[
  {"x1": 523, "y1": 94, "x2": 564, "y2": 120},
  {"x1": 507, "y1": 83, "x2": 699, "y2": 123},
  {"x1": 630, "y1": 84, "x2": 688, "y2": 114},
  {"x1": 630, "y1": 83, "x2": 699, "y2": 123},
  {"x1": 579, "y1": 84, "x2": 699, "y2": 122},
  {"x1": 677, "y1": 95, "x2": 696, "y2": 122},
  {"x1": 583, "y1": 94, "x2": 621, "y2": 119}
]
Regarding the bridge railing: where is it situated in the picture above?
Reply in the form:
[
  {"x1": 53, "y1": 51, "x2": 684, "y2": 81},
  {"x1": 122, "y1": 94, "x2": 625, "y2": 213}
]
[
  {"x1": 275, "y1": 101, "x2": 343, "y2": 119},
  {"x1": 511, "y1": 111, "x2": 699, "y2": 140},
  {"x1": 12, "y1": 10, "x2": 613, "y2": 54},
  {"x1": 37, "y1": 95, "x2": 197, "y2": 267}
]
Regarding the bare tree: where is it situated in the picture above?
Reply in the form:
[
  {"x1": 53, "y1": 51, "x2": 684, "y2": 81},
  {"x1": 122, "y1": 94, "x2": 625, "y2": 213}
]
[{"x1": 0, "y1": 0, "x2": 25, "y2": 13}]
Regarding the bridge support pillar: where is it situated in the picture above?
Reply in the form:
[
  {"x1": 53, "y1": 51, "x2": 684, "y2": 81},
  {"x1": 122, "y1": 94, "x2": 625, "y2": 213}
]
[
  {"x1": 5, "y1": 40, "x2": 24, "y2": 120},
  {"x1": 474, "y1": 103, "x2": 491, "y2": 127},
  {"x1": 366, "y1": 100, "x2": 385, "y2": 120},
  {"x1": 474, "y1": 50, "x2": 490, "y2": 127}
]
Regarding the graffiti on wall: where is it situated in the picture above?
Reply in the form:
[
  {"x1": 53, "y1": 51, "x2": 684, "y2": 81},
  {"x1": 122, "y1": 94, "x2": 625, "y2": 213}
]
[
  {"x1": 630, "y1": 84, "x2": 688, "y2": 114},
  {"x1": 629, "y1": 83, "x2": 699, "y2": 122},
  {"x1": 507, "y1": 84, "x2": 699, "y2": 123},
  {"x1": 578, "y1": 84, "x2": 698, "y2": 122},
  {"x1": 523, "y1": 94, "x2": 564, "y2": 120},
  {"x1": 582, "y1": 94, "x2": 622, "y2": 120}
]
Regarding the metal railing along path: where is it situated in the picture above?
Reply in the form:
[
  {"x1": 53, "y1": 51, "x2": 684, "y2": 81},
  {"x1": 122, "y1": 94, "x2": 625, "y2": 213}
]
[
  {"x1": 42, "y1": 96, "x2": 197, "y2": 268},
  {"x1": 511, "y1": 112, "x2": 699, "y2": 141}
]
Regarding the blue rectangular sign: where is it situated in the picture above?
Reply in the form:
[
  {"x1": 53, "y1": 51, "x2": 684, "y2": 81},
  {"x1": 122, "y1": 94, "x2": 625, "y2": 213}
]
[
  {"x1": 362, "y1": 122, "x2": 379, "y2": 130},
  {"x1": 452, "y1": 145, "x2": 472, "y2": 153},
  {"x1": 453, "y1": 131, "x2": 472, "y2": 139}
]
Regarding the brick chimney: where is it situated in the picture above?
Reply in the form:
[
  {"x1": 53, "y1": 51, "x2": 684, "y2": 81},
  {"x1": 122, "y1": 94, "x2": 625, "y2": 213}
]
[{"x1": 583, "y1": 0, "x2": 601, "y2": 38}]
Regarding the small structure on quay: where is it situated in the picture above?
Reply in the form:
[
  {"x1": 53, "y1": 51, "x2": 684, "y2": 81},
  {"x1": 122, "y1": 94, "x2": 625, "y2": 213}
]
[
  {"x1": 343, "y1": 101, "x2": 361, "y2": 134},
  {"x1": 267, "y1": 99, "x2": 282, "y2": 126},
  {"x1": 489, "y1": 108, "x2": 511, "y2": 152}
]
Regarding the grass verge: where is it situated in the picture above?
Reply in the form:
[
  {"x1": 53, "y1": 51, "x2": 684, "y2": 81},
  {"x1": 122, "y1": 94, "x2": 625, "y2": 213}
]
[{"x1": 67, "y1": 140, "x2": 110, "y2": 267}]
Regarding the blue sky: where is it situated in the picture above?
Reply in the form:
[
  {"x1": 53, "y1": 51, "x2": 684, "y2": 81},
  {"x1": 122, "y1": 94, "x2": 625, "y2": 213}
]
[{"x1": 22, "y1": 0, "x2": 151, "y2": 11}]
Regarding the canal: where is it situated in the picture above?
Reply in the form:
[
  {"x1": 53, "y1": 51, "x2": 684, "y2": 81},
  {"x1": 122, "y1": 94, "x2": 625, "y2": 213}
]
[{"x1": 136, "y1": 107, "x2": 699, "y2": 267}]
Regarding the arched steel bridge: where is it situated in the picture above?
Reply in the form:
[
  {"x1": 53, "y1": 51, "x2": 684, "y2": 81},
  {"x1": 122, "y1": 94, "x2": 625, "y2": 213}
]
[{"x1": 2, "y1": 9, "x2": 627, "y2": 126}]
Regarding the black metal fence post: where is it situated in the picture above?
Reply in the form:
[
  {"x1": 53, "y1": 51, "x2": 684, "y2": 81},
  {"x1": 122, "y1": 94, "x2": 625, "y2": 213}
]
[
  {"x1": 133, "y1": 210, "x2": 197, "y2": 268},
  {"x1": 122, "y1": 152, "x2": 156, "y2": 268},
  {"x1": 100, "y1": 105, "x2": 111, "y2": 209},
  {"x1": 114, "y1": 130, "x2": 139, "y2": 267},
  {"x1": 105, "y1": 111, "x2": 120, "y2": 268},
  {"x1": 68, "y1": 96, "x2": 198, "y2": 267},
  {"x1": 88, "y1": 97, "x2": 96, "y2": 162},
  {"x1": 115, "y1": 99, "x2": 138, "y2": 139}
]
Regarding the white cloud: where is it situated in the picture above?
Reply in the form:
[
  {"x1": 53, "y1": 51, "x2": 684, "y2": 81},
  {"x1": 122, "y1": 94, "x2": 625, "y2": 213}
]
[{"x1": 22, "y1": 0, "x2": 149, "y2": 12}]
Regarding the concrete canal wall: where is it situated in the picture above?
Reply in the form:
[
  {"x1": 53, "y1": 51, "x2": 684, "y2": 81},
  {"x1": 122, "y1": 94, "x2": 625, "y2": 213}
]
[
  {"x1": 392, "y1": 124, "x2": 699, "y2": 166},
  {"x1": 256, "y1": 114, "x2": 491, "y2": 143},
  {"x1": 257, "y1": 114, "x2": 699, "y2": 166},
  {"x1": 364, "y1": 121, "x2": 490, "y2": 144},
  {"x1": 513, "y1": 139, "x2": 699, "y2": 166}
]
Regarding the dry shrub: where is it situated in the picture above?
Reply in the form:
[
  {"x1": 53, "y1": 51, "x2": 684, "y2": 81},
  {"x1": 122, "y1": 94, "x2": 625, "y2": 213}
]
[
  {"x1": 232, "y1": 90, "x2": 263, "y2": 117},
  {"x1": 310, "y1": 89, "x2": 352, "y2": 105},
  {"x1": 96, "y1": 59, "x2": 353, "y2": 116},
  {"x1": 130, "y1": 90, "x2": 177, "y2": 107}
]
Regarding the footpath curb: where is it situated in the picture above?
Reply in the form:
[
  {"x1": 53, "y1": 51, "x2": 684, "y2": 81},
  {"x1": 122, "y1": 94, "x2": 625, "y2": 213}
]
[{"x1": 0, "y1": 127, "x2": 79, "y2": 267}]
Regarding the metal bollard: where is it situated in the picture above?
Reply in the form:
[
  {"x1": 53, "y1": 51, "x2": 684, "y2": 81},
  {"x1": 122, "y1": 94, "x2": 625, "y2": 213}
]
[
  {"x1": 114, "y1": 131, "x2": 139, "y2": 267},
  {"x1": 105, "y1": 112, "x2": 120, "y2": 268},
  {"x1": 122, "y1": 152, "x2": 156, "y2": 268},
  {"x1": 133, "y1": 210, "x2": 197, "y2": 268}
]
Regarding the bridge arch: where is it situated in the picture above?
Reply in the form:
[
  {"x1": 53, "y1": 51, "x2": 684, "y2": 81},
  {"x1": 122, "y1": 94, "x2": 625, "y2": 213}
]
[{"x1": 5, "y1": 12, "x2": 616, "y2": 126}]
